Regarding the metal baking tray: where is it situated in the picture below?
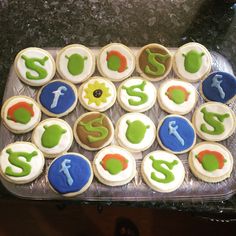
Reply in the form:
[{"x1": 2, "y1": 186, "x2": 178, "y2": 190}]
[{"x1": 0, "y1": 47, "x2": 235, "y2": 201}]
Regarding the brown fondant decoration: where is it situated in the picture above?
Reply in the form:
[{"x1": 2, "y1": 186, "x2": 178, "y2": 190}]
[
  {"x1": 76, "y1": 113, "x2": 112, "y2": 148},
  {"x1": 138, "y1": 46, "x2": 171, "y2": 78}
]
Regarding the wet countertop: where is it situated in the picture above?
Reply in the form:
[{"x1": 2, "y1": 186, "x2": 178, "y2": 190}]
[{"x1": 0, "y1": 0, "x2": 236, "y2": 216}]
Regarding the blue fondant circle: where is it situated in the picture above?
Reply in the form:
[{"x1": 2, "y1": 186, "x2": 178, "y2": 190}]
[{"x1": 48, "y1": 154, "x2": 92, "y2": 194}]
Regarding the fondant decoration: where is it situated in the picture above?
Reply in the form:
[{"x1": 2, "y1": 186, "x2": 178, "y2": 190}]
[
  {"x1": 74, "y1": 112, "x2": 114, "y2": 150},
  {"x1": 158, "y1": 115, "x2": 196, "y2": 153},
  {"x1": 48, "y1": 153, "x2": 93, "y2": 196},
  {"x1": 188, "y1": 142, "x2": 233, "y2": 183},
  {"x1": 7, "y1": 102, "x2": 34, "y2": 124},
  {"x1": 97, "y1": 43, "x2": 135, "y2": 81},
  {"x1": 38, "y1": 80, "x2": 77, "y2": 117},
  {"x1": 56, "y1": 44, "x2": 95, "y2": 84},
  {"x1": 166, "y1": 86, "x2": 189, "y2": 104},
  {"x1": 201, "y1": 71, "x2": 236, "y2": 104},
  {"x1": 182, "y1": 50, "x2": 204, "y2": 73},
  {"x1": 1, "y1": 96, "x2": 41, "y2": 134},
  {"x1": 137, "y1": 44, "x2": 172, "y2": 81},
  {"x1": 0, "y1": 142, "x2": 45, "y2": 184},
  {"x1": 116, "y1": 113, "x2": 156, "y2": 152},
  {"x1": 141, "y1": 150, "x2": 185, "y2": 192},
  {"x1": 93, "y1": 145, "x2": 136, "y2": 186}
]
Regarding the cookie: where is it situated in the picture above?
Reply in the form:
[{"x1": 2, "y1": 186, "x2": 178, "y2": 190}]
[
  {"x1": 157, "y1": 79, "x2": 198, "y2": 115},
  {"x1": 136, "y1": 44, "x2": 172, "y2": 81},
  {"x1": 157, "y1": 115, "x2": 196, "y2": 154},
  {"x1": 32, "y1": 118, "x2": 73, "y2": 158},
  {"x1": 192, "y1": 102, "x2": 235, "y2": 142},
  {"x1": 115, "y1": 113, "x2": 156, "y2": 152},
  {"x1": 37, "y1": 79, "x2": 78, "y2": 117},
  {"x1": 93, "y1": 145, "x2": 136, "y2": 186},
  {"x1": 1, "y1": 95, "x2": 41, "y2": 134},
  {"x1": 14, "y1": 47, "x2": 56, "y2": 86},
  {"x1": 56, "y1": 44, "x2": 95, "y2": 84},
  {"x1": 47, "y1": 153, "x2": 93, "y2": 197},
  {"x1": 97, "y1": 43, "x2": 135, "y2": 82},
  {"x1": 188, "y1": 142, "x2": 233, "y2": 183},
  {"x1": 141, "y1": 150, "x2": 185, "y2": 192},
  {"x1": 73, "y1": 112, "x2": 114, "y2": 151},
  {"x1": 0, "y1": 142, "x2": 45, "y2": 184},
  {"x1": 173, "y1": 42, "x2": 212, "y2": 82},
  {"x1": 117, "y1": 77, "x2": 157, "y2": 112},
  {"x1": 200, "y1": 71, "x2": 236, "y2": 104},
  {"x1": 78, "y1": 76, "x2": 116, "y2": 112}
]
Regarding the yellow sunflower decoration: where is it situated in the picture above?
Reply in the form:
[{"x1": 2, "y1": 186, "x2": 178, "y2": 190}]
[{"x1": 84, "y1": 81, "x2": 111, "y2": 106}]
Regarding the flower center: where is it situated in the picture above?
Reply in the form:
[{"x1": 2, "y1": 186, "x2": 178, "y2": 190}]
[{"x1": 93, "y1": 89, "x2": 103, "y2": 98}]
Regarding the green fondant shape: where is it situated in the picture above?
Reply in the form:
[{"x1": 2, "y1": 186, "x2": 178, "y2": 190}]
[
  {"x1": 107, "y1": 54, "x2": 120, "y2": 71},
  {"x1": 65, "y1": 54, "x2": 87, "y2": 76},
  {"x1": 169, "y1": 89, "x2": 185, "y2": 104},
  {"x1": 150, "y1": 156, "x2": 178, "y2": 183},
  {"x1": 5, "y1": 148, "x2": 37, "y2": 177},
  {"x1": 182, "y1": 50, "x2": 204, "y2": 73},
  {"x1": 12, "y1": 108, "x2": 31, "y2": 124},
  {"x1": 103, "y1": 158, "x2": 123, "y2": 175},
  {"x1": 200, "y1": 107, "x2": 230, "y2": 135}
]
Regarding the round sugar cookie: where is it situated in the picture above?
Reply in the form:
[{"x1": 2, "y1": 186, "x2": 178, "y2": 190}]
[
  {"x1": 157, "y1": 115, "x2": 196, "y2": 154},
  {"x1": 37, "y1": 79, "x2": 78, "y2": 117},
  {"x1": 141, "y1": 150, "x2": 185, "y2": 192},
  {"x1": 47, "y1": 153, "x2": 93, "y2": 197},
  {"x1": 157, "y1": 79, "x2": 198, "y2": 115},
  {"x1": 136, "y1": 44, "x2": 172, "y2": 81},
  {"x1": 14, "y1": 47, "x2": 56, "y2": 86},
  {"x1": 78, "y1": 76, "x2": 116, "y2": 112},
  {"x1": 56, "y1": 44, "x2": 95, "y2": 84},
  {"x1": 73, "y1": 112, "x2": 114, "y2": 151},
  {"x1": 97, "y1": 43, "x2": 135, "y2": 82},
  {"x1": 93, "y1": 145, "x2": 136, "y2": 186},
  {"x1": 117, "y1": 77, "x2": 157, "y2": 112},
  {"x1": 0, "y1": 142, "x2": 45, "y2": 184},
  {"x1": 200, "y1": 71, "x2": 236, "y2": 104},
  {"x1": 192, "y1": 102, "x2": 235, "y2": 142},
  {"x1": 173, "y1": 42, "x2": 212, "y2": 82},
  {"x1": 32, "y1": 118, "x2": 73, "y2": 158},
  {"x1": 1, "y1": 95, "x2": 41, "y2": 134},
  {"x1": 188, "y1": 142, "x2": 233, "y2": 183},
  {"x1": 115, "y1": 113, "x2": 156, "y2": 152}
]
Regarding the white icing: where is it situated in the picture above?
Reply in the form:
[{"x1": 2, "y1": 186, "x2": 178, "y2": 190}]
[
  {"x1": 142, "y1": 150, "x2": 185, "y2": 192},
  {"x1": 158, "y1": 79, "x2": 197, "y2": 114},
  {"x1": 98, "y1": 44, "x2": 135, "y2": 80},
  {"x1": 94, "y1": 146, "x2": 136, "y2": 183},
  {"x1": 3, "y1": 97, "x2": 41, "y2": 132},
  {"x1": 194, "y1": 103, "x2": 235, "y2": 141},
  {"x1": 57, "y1": 45, "x2": 95, "y2": 83},
  {"x1": 0, "y1": 142, "x2": 45, "y2": 183},
  {"x1": 117, "y1": 113, "x2": 156, "y2": 151},
  {"x1": 33, "y1": 119, "x2": 73, "y2": 156},
  {"x1": 81, "y1": 77, "x2": 116, "y2": 110},
  {"x1": 174, "y1": 43, "x2": 211, "y2": 81},
  {"x1": 119, "y1": 77, "x2": 156, "y2": 112},
  {"x1": 191, "y1": 143, "x2": 232, "y2": 178},
  {"x1": 16, "y1": 48, "x2": 55, "y2": 85}
]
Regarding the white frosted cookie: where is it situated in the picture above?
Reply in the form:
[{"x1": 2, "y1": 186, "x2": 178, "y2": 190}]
[
  {"x1": 173, "y1": 42, "x2": 212, "y2": 82},
  {"x1": 32, "y1": 118, "x2": 73, "y2": 158},
  {"x1": 93, "y1": 145, "x2": 136, "y2": 186},
  {"x1": 157, "y1": 79, "x2": 198, "y2": 115},
  {"x1": 14, "y1": 47, "x2": 56, "y2": 86},
  {"x1": 192, "y1": 102, "x2": 235, "y2": 141},
  {"x1": 1, "y1": 95, "x2": 41, "y2": 134},
  {"x1": 117, "y1": 77, "x2": 156, "y2": 112},
  {"x1": 115, "y1": 113, "x2": 156, "y2": 152},
  {"x1": 141, "y1": 150, "x2": 185, "y2": 192},
  {"x1": 78, "y1": 76, "x2": 116, "y2": 112},
  {"x1": 188, "y1": 142, "x2": 233, "y2": 183},
  {"x1": 136, "y1": 44, "x2": 172, "y2": 81},
  {"x1": 0, "y1": 142, "x2": 45, "y2": 184},
  {"x1": 56, "y1": 44, "x2": 95, "y2": 84},
  {"x1": 47, "y1": 153, "x2": 93, "y2": 197},
  {"x1": 97, "y1": 43, "x2": 135, "y2": 82},
  {"x1": 73, "y1": 112, "x2": 114, "y2": 151}
]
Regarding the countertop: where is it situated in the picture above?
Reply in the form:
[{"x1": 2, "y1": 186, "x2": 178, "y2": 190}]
[{"x1": 0, "y1": 0, "x2": 236, "y2": 216}]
